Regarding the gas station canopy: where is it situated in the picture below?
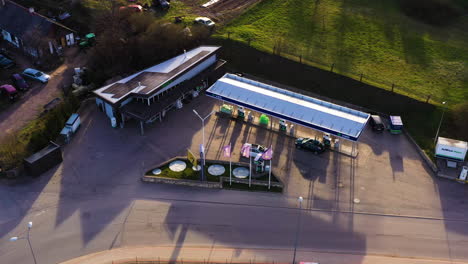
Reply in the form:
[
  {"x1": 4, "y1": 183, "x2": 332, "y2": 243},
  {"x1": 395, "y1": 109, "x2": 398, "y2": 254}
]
[{"x1": 206, "y1": 74, "x2": 370, "y2": 141}]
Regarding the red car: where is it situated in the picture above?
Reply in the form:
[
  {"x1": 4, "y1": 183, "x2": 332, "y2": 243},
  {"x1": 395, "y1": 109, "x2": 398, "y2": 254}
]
[
  {"x1": 0, "y1": 84, "x2": 18, "y2": 101},
  {"x1": 11, "y1": 73, "x2": 29, "y2": 91},
  {"x1": 119, "y1": 4, "x2": 143, "y2": 12}
]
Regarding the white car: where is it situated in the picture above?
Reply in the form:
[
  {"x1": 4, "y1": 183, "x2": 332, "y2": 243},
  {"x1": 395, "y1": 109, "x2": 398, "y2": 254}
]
[
  {"x1": 242, "y1": 143, "x2": 267, "y2": 158},
  {"x1": 22, "y1": 68, "x2": 50, "y2": 83},
  {"x1": 194, "y1": 17, "x2": 215, "y2": 27}
]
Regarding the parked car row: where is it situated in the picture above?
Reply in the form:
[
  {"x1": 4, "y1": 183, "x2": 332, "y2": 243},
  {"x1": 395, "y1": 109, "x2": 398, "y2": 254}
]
[{"x1": 1, "y1": 68, "x2": 50, "y2": 101}]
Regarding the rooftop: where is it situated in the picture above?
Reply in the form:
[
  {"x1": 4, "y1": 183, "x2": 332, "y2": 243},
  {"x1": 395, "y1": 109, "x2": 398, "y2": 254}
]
[
  {"x1": 0, "y1": 0, "x2": 75, "y2": 39},
  {"x1": 206, "y1": 73, "x2": 370, "y2": 141},
  {"x1": 93, "y1": 46, "x2": 220, "y2": 105},
  {"x1": 438, "y1": 137, "x2": 468, "y2": 149}
]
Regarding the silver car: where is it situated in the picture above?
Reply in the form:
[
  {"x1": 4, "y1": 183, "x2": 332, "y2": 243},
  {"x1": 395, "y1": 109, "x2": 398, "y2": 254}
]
[
  {"x1": 22, "y1": 68, "x2": 50, "y2": 83},
  {"x1": 194, "y1": 17, "x2": 215, "y2": 27}
]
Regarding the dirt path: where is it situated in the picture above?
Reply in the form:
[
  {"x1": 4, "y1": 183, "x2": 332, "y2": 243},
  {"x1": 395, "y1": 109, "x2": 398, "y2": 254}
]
[{"x1": 0, "y1": 48, "x2": 87, "y2": 142}]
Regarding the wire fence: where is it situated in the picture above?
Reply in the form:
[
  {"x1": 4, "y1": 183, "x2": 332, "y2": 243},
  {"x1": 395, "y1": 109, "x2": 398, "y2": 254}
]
[{"x1": 223, "y1": 32, "x2": 448, "y2": 106}]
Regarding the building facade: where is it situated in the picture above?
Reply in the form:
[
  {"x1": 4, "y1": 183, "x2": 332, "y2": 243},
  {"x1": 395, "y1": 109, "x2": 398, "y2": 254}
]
[
  {"x1": 0, "y1": 0, "x2": 76, "y2": 57},
  {"x1": 93, "y1": 46, "x2": 226, "y2": 134}
]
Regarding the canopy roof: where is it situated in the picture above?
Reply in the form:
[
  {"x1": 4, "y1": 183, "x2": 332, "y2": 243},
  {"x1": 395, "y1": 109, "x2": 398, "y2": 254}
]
[{"x1": 206, "y1": 74, "x2": 370, "y2": 141}]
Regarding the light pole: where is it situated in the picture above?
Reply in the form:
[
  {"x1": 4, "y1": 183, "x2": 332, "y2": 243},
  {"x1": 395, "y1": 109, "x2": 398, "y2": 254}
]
[
  {"x1": 193, "y1": 109, "x2": 215, "y2": 166},
  {"x1": 434, "y1": 101, "x2": 447, "y2": 145},
  {"x1": 10, "y1": 221, "x2": 37, "y2": 264},
  {"x1": 292, "y1": 196, "x2": 303, "y2": 264}
]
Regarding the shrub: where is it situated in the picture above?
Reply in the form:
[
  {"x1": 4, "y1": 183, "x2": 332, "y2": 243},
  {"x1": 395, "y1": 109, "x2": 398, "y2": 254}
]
[{"x1": 0, "y1": 95, "x2": 80, "y2": 170}]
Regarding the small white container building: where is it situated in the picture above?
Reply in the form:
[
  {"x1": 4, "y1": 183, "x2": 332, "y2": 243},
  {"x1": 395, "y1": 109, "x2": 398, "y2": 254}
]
[
  {"x1": 65, "y1": 113, "x2": 80, "y2": 133},
  {"x1": 435, "y1": 137, "x2": 468, "y2": 168}
]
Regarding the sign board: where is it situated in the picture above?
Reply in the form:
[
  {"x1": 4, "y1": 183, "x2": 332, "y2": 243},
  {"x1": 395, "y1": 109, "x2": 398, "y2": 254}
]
[
  {"x1": 187, "y1": 149, "x2": 197, "y2": 167},
  {"x1": 435, "y1": 137, "x2": 468, "y2": 161}
]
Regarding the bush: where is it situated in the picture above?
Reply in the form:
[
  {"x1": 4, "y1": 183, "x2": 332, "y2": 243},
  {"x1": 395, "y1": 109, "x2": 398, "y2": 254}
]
[
  {"x1": 0, "y1": 95, "x2": 80, "y2": 170},
  {"x1": 87, "y1": 10, "x2": 211, "y2": 86}
]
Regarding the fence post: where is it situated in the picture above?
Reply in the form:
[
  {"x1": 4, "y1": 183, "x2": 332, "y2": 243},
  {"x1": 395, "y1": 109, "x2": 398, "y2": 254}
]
[
  {"x1": 359, "y1": 73, "x2": 363, "y2": 82},
  {"x1": 391, "y1": 83, "x2": 394, "y2": 92},
  {"x1": 299, "y1": 55, "x2": 302, "y2": 63},
  {"x1": 227, "y1": 32, "x2": 231, "y2": 39},
  {"x1": 426, "y1": 95, "x2": 431, "y2": 103},
  {"x1": 330, "y1": 63, "x2": 335, "y2": 72},
  {"x1": 247, "y1": 38, "x2": 252, "y2": 46}
]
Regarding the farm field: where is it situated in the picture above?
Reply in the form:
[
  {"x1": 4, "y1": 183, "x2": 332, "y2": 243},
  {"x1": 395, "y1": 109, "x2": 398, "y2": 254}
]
[{"x1": 219, "y1": 0, "x2": 468, "y2": 106}]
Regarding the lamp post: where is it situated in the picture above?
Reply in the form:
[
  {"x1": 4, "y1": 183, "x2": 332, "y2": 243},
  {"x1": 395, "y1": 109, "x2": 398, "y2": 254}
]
[
  {"x1": 292, "y1": 197, "x2": 303, "y2": 264},
  {"x1": 193, "y1": 109, "x2": 216, "y2": 165},
  {"x1": 10, "y1": 221, "x2": 37, "y2": 264},
  {"x1": 434, "y1": 101, "x2": 447, "y2": 145}
]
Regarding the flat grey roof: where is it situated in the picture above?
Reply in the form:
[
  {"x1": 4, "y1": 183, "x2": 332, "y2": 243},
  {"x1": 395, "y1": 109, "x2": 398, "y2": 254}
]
[{"x1": 206, "y1": 73, "x2": 370, "y2": 141}]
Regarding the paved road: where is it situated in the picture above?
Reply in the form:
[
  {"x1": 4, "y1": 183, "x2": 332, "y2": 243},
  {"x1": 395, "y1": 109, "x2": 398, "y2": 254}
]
[
  {"x1": 1, "y1": 97, "x2": 468, "y2": 264},
  {"x1": 1, "y1": 188, "x2": 468, "y2": 264}
]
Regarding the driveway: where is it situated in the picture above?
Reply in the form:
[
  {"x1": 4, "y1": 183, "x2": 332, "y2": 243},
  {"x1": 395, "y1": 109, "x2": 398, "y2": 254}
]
[
  {"x1": 0, "y1": 48, "x2": 87, "y2": 141},
  {"x1": 1, "y1": 96, "x2": 468, "y2": 264}
]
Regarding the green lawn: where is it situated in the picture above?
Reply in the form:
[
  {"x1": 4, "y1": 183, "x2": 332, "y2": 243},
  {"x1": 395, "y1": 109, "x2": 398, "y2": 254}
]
[{"x1": 218, "y1": 0, "x2": 468, "y2": 105}]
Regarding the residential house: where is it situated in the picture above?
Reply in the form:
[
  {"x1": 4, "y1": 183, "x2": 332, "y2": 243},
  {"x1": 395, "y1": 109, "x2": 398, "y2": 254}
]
[{"x1": 0, "y1": 0, "x2": 76, "y2": 57}]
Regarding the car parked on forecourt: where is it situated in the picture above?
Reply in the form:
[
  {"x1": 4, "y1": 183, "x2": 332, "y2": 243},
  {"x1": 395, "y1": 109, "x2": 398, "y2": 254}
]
[
  {"x1": 295, "y1": 137, "x2": 326, "y2": 154},
  {"x1": 243, "y1": 143, "x2": 267, "y2": 158},
  {"x1": 0, "y1": 84, "x2": 18, "y2": 101},
  {"x1": 369, "y1": 115, "x2": 385, "y2": 132},
  {"x1": 22, "y1": 68, "x2": 50, "y2": 83},
  {"x1": 11, "y1": 74, "x2": 29, "y2": 90}
]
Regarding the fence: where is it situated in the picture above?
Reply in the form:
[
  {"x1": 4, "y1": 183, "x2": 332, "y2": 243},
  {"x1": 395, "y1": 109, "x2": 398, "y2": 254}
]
[{"x1": 222, "y1": 32, "x2": 452, "y2": 106}]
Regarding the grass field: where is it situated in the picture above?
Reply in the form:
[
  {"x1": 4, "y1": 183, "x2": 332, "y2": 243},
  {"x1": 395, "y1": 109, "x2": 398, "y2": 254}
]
[{"x1": 219, "y1": 0, "x2": 468, "y2": 105}]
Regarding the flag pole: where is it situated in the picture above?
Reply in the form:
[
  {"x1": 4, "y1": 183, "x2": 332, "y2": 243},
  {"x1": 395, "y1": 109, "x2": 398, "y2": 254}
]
[
  {"x1": 229, "y1": 143, "x2": 232, "y2": 186},
  {"x1": 268, "y1": 159, "x2": 271, "y2": 190},
  {"x1": 249, "y1": 155, "x2": 252, "y2": 187}
]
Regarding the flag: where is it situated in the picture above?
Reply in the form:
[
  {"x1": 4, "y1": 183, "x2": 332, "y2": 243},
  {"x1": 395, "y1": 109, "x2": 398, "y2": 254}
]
[
  {"x1": 222, "y1": 144, "x2": 231, "y2": 158},
  {"x1": 187, "y1": 149, "x2": 197, "y2": 167},
  {"x1": 241, "y1": 143, "x2": 251, "y2": 158},
  {"x1": 262, "y1": 146, "x2": 273, "y2": 160}
]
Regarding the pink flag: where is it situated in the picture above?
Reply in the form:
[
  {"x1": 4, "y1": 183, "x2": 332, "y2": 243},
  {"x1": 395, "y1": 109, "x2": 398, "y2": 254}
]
[
  {"x1": 223, "y1": 144, "x2": 231, "y2": 158},
  {"x1": 241, "y1": 143, "x2": 251, "y2": 158},
  {"x1": 262, "y1": 146, "x2": 273, "y2": 160}
]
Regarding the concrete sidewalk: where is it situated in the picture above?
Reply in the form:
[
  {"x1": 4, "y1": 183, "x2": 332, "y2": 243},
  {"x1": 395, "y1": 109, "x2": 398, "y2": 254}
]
[{"x1": 61, "y1": 246, "x2": 468, "y2": 264}]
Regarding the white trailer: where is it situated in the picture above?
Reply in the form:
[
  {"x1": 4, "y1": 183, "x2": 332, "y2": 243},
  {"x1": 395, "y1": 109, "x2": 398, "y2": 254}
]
[
  {"x1": 65, "y1": 113, "x2": 81, "y2": 133},
  {"x1": 435, "y1": 137, "x2": 468, "y2": 164}
]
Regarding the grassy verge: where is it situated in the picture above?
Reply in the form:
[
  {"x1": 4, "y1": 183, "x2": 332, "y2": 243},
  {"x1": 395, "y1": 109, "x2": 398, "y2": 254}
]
[
  {"x1": 217, "y1": 0, "x2": 468, "y2": 105},
  {"x1": 0, "y1": 96, "x2": 80, "y2": 170},
  {"x1": 146, "y1": 160, "x2": 282, "y2": 189}
]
